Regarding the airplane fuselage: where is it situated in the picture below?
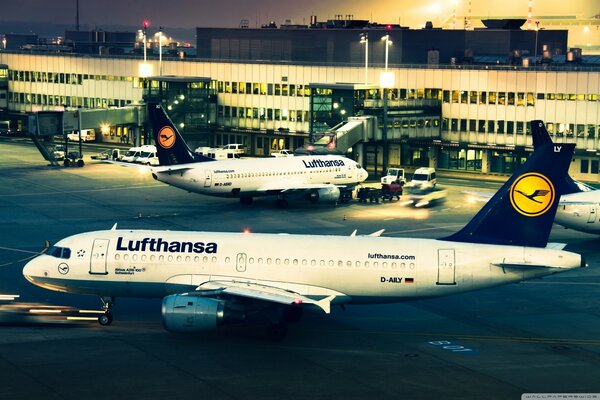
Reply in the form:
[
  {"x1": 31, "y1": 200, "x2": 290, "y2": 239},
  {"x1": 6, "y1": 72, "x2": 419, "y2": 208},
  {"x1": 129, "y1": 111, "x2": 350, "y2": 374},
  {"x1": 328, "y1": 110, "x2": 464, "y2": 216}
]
[
  {"x1": 556, "y1": 191, "x2": 600, "y2": 234},
  {"x1": 152, "y1": 155, "x2": 367, "y2": 198},
  {"x1": 23, "y1": 230, "x2": 583, "y2": 305}
]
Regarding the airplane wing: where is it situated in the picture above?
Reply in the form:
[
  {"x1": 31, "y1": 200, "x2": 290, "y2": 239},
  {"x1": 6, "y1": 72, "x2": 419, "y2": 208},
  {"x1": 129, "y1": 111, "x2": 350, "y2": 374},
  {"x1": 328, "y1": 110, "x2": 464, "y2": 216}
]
[
  {"x1": 103, "y1": 160, "x2": 194, "y2": 174},
  {"x1": 194, "y1": 279, "x2": 342, "y2": 314},
  {"x1": 256, "y1": 182, "x2": 347, "y2": 192}
]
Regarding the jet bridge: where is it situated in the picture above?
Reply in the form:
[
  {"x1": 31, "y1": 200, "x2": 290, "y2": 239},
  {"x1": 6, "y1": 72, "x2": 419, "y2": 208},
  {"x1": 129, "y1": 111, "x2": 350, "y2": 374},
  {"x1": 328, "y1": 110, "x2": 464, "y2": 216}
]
[{"x1": 314, "y1": 116, "x2": 375, "y2": 153}]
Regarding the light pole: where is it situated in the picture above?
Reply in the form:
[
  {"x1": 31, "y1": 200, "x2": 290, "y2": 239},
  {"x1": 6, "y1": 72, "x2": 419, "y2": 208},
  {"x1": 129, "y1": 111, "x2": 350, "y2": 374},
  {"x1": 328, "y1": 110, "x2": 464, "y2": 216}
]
[
  {"x1": 380, "y1": 34, "x2": 393, "y2": 174},
  {"x1": 534, "y1": 21, "x2": 540, "y2": 64},
  {"x1": 360, "y1": 32, "x2": 369, "y2": 84},
  {"x1": 143, "y1": 20, "x2": 149, "y2": 65},
  {"x1": 381, "y1": 34, "x2": 392, "y2": 70},
  {"x1": 158, "y1": 27, "x2": 163, "y2": 76}
]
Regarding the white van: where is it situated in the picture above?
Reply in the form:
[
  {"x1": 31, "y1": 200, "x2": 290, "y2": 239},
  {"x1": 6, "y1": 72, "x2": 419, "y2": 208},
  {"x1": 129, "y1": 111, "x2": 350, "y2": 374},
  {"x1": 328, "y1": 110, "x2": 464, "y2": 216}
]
[
  {"x1": 136, "y1": 145, "x2": 159, "y2": 166},
  {"x1": 67, "y1": 129, "x2": 96, "y2": 142},
  {"x1": 222, "y1": 143, "x2": 245, "y2": 155},
  {"x1": 121, "y1": 147, "x2": 143, "y2": 162},
  {"x1": 409, "y1": 167, "x2": 437, "y2": 188}
]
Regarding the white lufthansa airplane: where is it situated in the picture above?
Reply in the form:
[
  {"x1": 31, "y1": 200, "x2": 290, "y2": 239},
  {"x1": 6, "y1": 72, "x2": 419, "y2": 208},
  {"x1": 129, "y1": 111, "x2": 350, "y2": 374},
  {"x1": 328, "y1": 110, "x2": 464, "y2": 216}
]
[
  {"x1": 466, "y1": 121, "x2": 600, "y2": 235},
  {"x1": 145, "y1": 103, "x2": 368, "y2": 206},
  {"x1": 23, "y1": 141, "x2": 585, "y2": 340},
  {"x1": 531, "y1": 121, "x2": 600, "y2": 234}
]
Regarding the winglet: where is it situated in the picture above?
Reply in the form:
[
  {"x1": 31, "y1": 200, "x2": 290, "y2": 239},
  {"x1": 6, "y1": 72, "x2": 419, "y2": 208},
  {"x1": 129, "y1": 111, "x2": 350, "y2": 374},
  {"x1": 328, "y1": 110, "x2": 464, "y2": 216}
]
[
  {"x1": 110, "y1": 223, "x2": 118, "y2": 231},
  {"x1": 369, "y1": 229, "x2": 385, "y2": 237}
]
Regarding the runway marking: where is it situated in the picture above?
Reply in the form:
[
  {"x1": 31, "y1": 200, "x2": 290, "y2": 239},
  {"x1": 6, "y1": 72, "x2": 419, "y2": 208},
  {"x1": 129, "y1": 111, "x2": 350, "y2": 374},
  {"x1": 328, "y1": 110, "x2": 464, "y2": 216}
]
[
  {"x1": 318, "y1": 329, "x2": 600, "y2": 346},
  {"x1": 0, "y1": 184, "x2": 164, "y2": 198},
  {"x1": 522, "y1": 281, "x2": 600, "y2": 286}
]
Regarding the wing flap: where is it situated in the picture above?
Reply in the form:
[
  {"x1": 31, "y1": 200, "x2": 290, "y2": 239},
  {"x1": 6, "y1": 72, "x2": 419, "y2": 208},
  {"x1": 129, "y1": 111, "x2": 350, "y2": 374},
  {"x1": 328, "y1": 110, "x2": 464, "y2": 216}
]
[{"x1": 196, "y1": 280, "x2": 338, "y2": 313}]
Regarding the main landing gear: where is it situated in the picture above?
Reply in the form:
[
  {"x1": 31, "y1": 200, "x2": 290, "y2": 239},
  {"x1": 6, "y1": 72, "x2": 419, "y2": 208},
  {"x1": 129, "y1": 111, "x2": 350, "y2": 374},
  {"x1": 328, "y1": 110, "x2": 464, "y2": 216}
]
[{"x1": 98, "y1": 296, "x2": 114, "y2": 326}]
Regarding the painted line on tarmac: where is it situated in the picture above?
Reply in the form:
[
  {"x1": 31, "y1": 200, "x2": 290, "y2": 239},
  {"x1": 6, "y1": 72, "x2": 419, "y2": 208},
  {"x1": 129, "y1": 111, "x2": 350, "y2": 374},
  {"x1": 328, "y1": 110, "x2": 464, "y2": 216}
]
[{"x1": 0, "y1": 184, "x2": 164, "y2": 198}]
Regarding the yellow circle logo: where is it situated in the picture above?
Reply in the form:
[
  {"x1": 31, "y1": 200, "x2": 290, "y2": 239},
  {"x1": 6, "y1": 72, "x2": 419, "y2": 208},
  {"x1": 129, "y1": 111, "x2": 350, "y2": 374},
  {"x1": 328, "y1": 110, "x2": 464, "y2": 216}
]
[
  {"x1": 158, "y1": 126, "x2": 176, "y2": 149},
  {"x1": 509, "y1": 173, "x2": 555, "y2": 217}
]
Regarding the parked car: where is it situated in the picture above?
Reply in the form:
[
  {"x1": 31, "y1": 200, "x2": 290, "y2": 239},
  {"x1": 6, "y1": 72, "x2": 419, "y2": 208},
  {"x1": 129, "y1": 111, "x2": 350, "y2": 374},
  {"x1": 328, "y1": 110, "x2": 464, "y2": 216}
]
[{"x1": 270, "y1": 149, "x2": 293, "y2": 157}]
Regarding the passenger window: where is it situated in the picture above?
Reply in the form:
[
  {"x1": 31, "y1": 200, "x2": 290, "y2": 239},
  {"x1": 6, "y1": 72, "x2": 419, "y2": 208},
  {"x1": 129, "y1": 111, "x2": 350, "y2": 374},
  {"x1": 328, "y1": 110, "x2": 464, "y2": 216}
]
[
  {"x1": 132, "y1": 254, "x2": 138, "y2": 261},
  {"x1": 150, "y1": 255, "x2": 155, "y2": 261},
  {"x1": 225, "y1": 257, "x2": 230, "y2": 263},
  {"x1": 194, "y1": 256, "x2": 199, "y2": 262},
  {"x1": 176, "y1": 256, "x2": 182, "y2": 262},
  {"x1": 124, "y1": 254, "x2": 129, "y2": 261},
  {"x1": 203, "y1": 256, "x2": 208, "y2": 263},
  {"x1": 115, "y1": 254, "x2": 120, "y2": 260},
  {"x1": 249, "y1": 257, "x2": 254, "y2": 264},
  {"x1": 185, "y1": 256, "x2": 191, "y2": 262},
  {"x1": 391, "y1": 262, "x2": 397, "y2": 269},
  {"x1": 167, "y1": 255, "x2": 173, "y2": 262},
  {"x1": 211, "y1": 256, "x2": 217, "y2": 263},
  {"x1": 141, "y1": 255, "x2": 147, "y2": 261}
]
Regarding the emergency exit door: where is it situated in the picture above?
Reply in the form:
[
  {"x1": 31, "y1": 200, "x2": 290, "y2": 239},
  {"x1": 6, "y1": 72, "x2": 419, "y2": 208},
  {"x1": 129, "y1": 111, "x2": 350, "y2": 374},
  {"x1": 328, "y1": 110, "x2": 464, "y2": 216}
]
[
  {"x1": 588, "y1": 205, "x2": 597, "y2": 223},
  {"x1": 437, "y1": 249, "x2": 456, "y2": 285},
  {"x1": 90, "y1": 239, "x2": 109, "y2": 275},
  {"x1": 204, "y1": 170, "x2": 212, "y2": 188}
]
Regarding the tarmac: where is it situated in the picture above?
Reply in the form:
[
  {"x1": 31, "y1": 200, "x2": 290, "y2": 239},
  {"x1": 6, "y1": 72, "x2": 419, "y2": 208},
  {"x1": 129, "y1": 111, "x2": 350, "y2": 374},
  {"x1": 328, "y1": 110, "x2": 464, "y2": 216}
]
[{"x1": 1, "y1": 137, "x2": 599, "y2": 400}]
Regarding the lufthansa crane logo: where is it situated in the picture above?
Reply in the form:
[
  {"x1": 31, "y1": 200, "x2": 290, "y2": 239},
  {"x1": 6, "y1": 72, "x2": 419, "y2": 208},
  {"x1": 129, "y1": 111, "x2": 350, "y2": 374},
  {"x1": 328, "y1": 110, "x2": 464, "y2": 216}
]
[
  {"x1": 158, "y1": 126, "x2": 176, "y2": 149},
  {"x1": 509, "y1": 172, "x2": 555, "y2": 217}
]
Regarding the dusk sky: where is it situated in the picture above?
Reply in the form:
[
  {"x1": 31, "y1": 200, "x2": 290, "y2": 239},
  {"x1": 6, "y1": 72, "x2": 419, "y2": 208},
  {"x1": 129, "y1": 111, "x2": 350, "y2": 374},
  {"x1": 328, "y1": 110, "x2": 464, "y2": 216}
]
[{"x1": 0, "y1": 0, "x2": 597, "y2": 31}]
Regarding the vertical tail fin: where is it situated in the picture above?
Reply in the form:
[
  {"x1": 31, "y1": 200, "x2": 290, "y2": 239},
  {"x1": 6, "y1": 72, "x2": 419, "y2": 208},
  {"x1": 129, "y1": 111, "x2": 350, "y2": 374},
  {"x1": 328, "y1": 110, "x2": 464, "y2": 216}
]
[
  {"x1": 443, "y1": 142, "x2": 575, "y2": 247},
  {"x1": 531, "y1": 120, "x2": 585, "y2": 195},
  {"x1": 147, "y1": 102, "x2": 214, "y2": 166}
]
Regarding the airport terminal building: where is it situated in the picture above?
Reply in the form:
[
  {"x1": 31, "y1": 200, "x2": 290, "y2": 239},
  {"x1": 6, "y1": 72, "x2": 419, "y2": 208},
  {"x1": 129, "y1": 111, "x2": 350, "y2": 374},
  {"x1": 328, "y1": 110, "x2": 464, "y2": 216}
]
[{"x1": 0, "y1": 19, "x2": 599, "y2": 181}]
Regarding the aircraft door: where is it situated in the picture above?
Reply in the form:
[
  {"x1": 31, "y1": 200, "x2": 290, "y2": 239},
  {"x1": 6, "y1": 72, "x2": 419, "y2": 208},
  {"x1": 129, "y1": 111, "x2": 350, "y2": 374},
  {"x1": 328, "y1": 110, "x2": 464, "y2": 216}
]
[
  {"x1": 587, "y1": 204, "x2": 597, "y2": 223},
  {"x1": 347, "y1": 164, "x2": 354, "y2": 179},
  {"x1": 204, "y1": 169, "x2": 212, "y2": 188},
  {"x1": 437, "y1": 249, "x2": 456, "y2": 285},
  {"x1": 90, "y1": 239, "x2": 109, "y2": 275},
  {"x1": 236, "y1": 253, "x2": 247, "y2": 272}
]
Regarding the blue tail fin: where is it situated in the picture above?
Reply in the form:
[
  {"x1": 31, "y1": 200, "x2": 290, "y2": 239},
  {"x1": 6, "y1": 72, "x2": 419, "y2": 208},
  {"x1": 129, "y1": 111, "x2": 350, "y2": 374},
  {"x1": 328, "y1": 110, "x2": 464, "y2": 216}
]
[
  {"x1": 531, "y1": 120, "x2": 584, "y2": 195},
  {"x1": 443, "y1": 142, "x2": 575, "y2": 247},
  {"x1": 147, "y1": 102, "x2": 214, "y2": 166}
]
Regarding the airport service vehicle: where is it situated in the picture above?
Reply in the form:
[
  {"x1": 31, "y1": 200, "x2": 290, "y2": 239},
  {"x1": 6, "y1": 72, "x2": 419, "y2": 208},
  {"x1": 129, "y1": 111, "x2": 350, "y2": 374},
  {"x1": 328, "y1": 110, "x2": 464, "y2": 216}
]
[
  {"x1": 0, "y1": 120, "x2": 11, "y2": 135},
  {"x1": 407, "y1": 167, "x2": 437, "y2": 188},
  {"x1": 222, "y1": 143, "x2": 245, "y2": 155},
  {"x1": 381, "y1": 167, "x2": 406, "y2": 185},
  {"x1": 67, "y1": 129, "x2": 95, "y2": 142},
  {"x1": 271, "y1": 149, "x2": 293, "y2": 158},
  {"x1": 121, "y1": 147, "x2": 143, "y2": 163},
  {"x1": 146, "y1": 103, "x2": 368, "y2": 206},
  {"x1": 357, "y1": 183, "x2": 403, "y2": 203},
  {"x1": 401, "y1": 186, "x2": 447, "y2": 208},
  {"x1": 23, "y1": 141, "x2": 584, "y2": 340},
  {"x1": 135, "y1": 145, "x2": 159, "y2": 166}
]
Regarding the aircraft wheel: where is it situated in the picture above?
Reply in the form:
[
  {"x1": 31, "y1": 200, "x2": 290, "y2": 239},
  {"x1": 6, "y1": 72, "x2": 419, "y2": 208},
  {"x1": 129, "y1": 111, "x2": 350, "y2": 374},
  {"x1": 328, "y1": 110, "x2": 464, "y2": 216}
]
[
  {"x1": 266, "y1": 322, "x2": 288, "y2": 342},
  {"x1": 98, "y1": 312, "x2": 113, "y2": 326}
]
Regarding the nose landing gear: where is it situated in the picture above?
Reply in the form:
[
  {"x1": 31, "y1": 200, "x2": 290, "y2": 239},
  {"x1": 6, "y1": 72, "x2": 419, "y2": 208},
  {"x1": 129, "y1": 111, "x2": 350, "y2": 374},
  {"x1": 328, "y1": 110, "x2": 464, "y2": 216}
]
[{"x1": 98, "y1": 296, "x2": 114, "y2": 326}]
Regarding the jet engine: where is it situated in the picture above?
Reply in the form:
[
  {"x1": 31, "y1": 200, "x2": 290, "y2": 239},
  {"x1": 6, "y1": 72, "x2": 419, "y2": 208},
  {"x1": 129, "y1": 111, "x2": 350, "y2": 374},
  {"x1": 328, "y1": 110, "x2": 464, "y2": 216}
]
[
  {"x1": 162, "y1": 294, "x2": 243, "y2": 333},
  {"x1": 307, "y1": 187, "x2": 341, "y2": 203}
]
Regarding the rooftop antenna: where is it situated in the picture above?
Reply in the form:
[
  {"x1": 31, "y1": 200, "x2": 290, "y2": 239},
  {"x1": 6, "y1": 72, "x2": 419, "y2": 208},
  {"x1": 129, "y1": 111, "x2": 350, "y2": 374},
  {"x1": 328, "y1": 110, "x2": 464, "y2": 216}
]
[{"x1": 76, "y1": 0, "x2": 80, "y2": 31}]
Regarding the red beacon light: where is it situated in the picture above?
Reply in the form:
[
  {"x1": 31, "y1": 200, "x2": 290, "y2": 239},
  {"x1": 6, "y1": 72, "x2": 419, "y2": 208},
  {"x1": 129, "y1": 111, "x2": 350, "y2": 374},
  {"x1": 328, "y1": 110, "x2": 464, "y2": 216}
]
[
  {"x1": 242, "y1": 228, "x2": 251, "y2": 235},
  {"x1": 143, "y1": 20, "x2": 150, "y2": 29}
]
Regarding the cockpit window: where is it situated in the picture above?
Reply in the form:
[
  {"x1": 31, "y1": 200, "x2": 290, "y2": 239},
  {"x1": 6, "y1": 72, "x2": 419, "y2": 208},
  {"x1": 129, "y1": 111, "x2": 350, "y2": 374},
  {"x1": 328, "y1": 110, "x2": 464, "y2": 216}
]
[
  {"x1": 355, "y1": 163, "x2": 362, "y2": 169},
  {"x1": 47, "y1": 246, "x2": 71, "y2": 259}
]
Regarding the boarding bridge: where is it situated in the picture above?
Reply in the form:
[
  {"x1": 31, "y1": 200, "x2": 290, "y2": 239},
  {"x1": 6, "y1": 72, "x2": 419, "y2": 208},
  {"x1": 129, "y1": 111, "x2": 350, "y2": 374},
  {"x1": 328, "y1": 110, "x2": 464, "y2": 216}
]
[{"x1": 313, "y1": 116, "x2": 376, "y2": 153}]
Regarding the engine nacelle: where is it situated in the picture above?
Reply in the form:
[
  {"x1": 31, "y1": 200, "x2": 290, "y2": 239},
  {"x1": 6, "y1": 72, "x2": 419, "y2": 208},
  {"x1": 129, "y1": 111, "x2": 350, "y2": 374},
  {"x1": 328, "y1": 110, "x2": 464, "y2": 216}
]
[
  {"x1": 162, "y1": 295, "x2": 224, "y2": 333},
  {"x1": 307, "y1": 187, "x2": 341, "y2": 203}
]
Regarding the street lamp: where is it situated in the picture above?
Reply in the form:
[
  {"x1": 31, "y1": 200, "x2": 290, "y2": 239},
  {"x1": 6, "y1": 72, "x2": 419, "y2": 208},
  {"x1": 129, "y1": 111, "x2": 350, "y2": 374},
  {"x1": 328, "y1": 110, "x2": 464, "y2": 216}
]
[
  {"x1": 158, "y1": 27, "x2": 164, "y2": 76},
  {"x1": 534, "y1": 21, "x2": 540, "y2": 63},
  {"x1": 359, "y1": 32, "x2": 369, "y2": 84},
  {"x1": 380, "y1": 34, "x2": 394, "y2": 174},
  {"x1": 381, "y1": 34, "x2": 392, "y2": 70},
  {"x1": 143, "y1": 20, "x2": 149, "y2": 64}
]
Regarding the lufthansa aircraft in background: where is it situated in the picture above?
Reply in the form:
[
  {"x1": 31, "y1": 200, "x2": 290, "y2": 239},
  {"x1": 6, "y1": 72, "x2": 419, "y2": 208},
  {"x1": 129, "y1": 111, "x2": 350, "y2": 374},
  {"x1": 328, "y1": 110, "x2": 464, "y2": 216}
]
[
  {"x1": 145, "y1": 103, "x2": 367, "y2": 206},
  {"x1": 466, "y1": 121, "x2": 600, "y2": 234},
  {"x1": 23, "y1": 141, "x2": 585, "y2": 340},
  {"x1": 531, "y1": 121, "x2": 600, "y2": 234}
]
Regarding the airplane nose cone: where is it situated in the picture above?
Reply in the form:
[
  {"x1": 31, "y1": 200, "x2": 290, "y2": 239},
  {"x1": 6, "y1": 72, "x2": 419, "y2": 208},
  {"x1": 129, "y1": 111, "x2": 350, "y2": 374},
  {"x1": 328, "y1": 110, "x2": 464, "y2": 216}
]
[{"x1": 22, "y1": 258, "x2": 40, "y2": 283}]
